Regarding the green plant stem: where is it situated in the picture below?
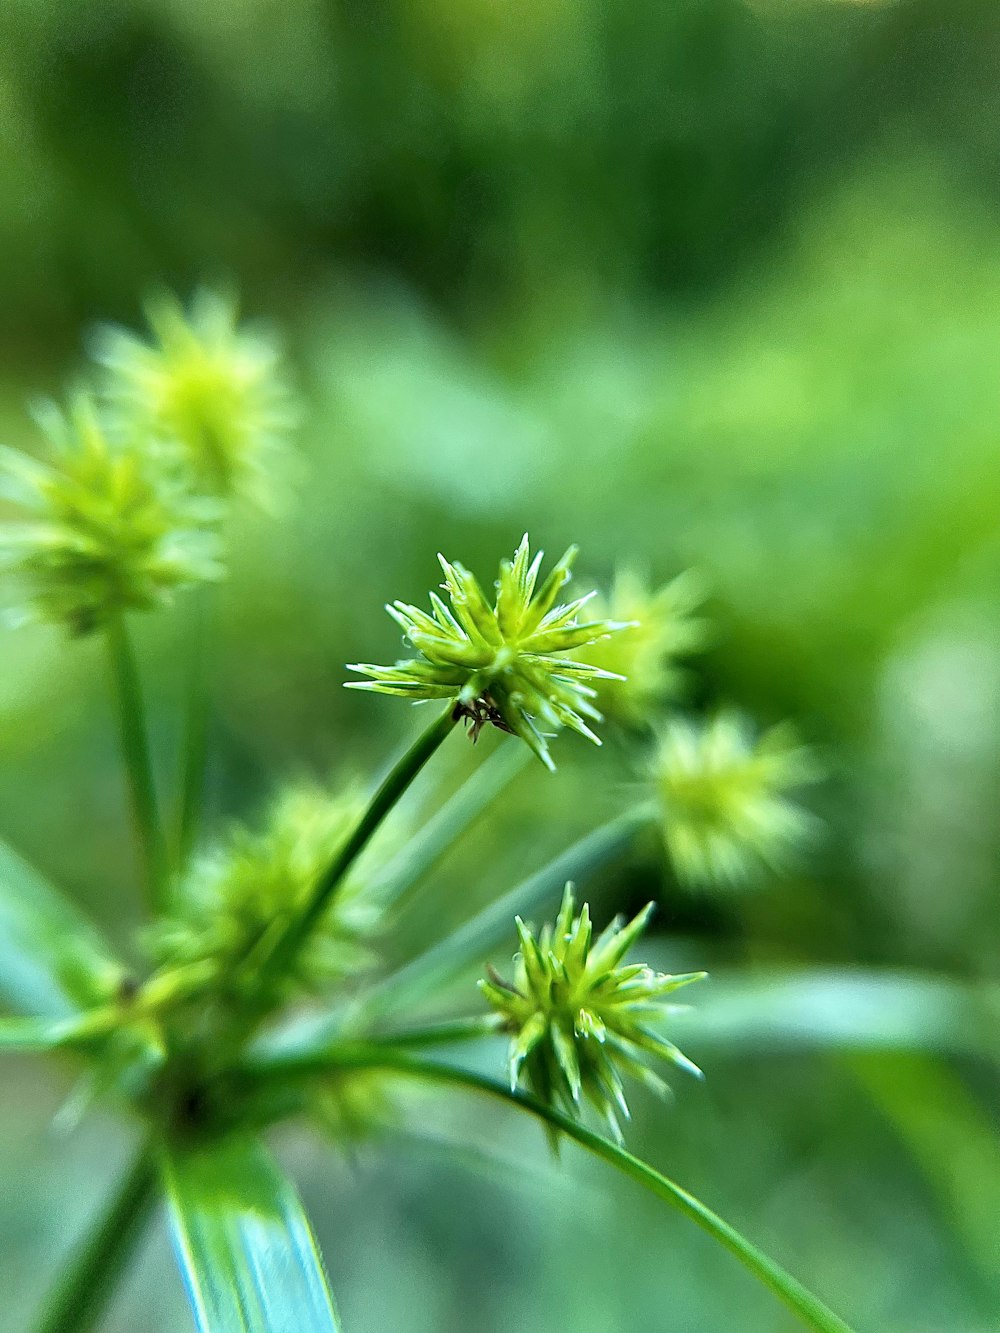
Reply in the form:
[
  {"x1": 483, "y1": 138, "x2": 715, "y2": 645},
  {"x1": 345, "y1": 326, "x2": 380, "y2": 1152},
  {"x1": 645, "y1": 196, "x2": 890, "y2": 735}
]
[
  {"x1": 255, "y1": 704, "x2": 459, "y2": 999},
  {"x1": 252, "y1": 1045, "x2": 857, "y2": 1333},
  {"x1": 106, "y1": 614, "x2": 167, "y2": 913},
  {"x1": 32, "y1": 1143, "x2": 157, "y2": 1333},
  {"x1": 176, "y1": 584, "x2": 214, "y2": 873}
]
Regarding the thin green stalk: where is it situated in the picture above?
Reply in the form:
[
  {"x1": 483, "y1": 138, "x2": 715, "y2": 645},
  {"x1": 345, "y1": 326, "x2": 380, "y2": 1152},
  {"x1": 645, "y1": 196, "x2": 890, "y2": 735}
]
[
  {"x1": 32, "y1": 1143, "x2": 157, "y2": 1333},
  {"x1": 176, "y1": 585, "x2": 214, "y2": 872},
  {"x1": 106, "y1": 613, "x2": 167, "y2": 913},
  {"x1": 255, "y1": 704, "x2": 459, "y2": 997},
  {"x1": 253, "y1": 1046, "x2": 857, "y2": 1333}
]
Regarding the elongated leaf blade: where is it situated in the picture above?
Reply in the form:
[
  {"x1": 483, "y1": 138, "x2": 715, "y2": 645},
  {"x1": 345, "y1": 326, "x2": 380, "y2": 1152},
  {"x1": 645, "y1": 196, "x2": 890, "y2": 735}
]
[
  {"x1": 163, "y1": 1136, "x2": 342, "y2": 1333},
  {"x1": 366, "y1": 741, "x2": 529, "y2": 914},
  {"x1": 0, "y1": 837, "x2": 121, "y2": 1017},
  {"x1": 0, "y1": 1015, "x2": 80, "y2": 1051}
]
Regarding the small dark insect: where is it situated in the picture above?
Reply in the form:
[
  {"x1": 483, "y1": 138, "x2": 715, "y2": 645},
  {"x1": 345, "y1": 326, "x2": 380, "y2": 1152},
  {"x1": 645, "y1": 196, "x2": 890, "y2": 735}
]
[{"x1": 452, "y1": 693, "x2": 515, "y2": 742}]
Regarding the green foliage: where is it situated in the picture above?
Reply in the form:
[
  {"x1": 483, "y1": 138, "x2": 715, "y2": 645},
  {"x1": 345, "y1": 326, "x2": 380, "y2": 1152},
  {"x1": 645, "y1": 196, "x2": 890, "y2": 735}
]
[
  {"x1": 480, "y1": 884, "x2": 704, "y2": 1140},
  {"x1": 0, "y1": 394, "x2": 223, "y2": 636},
  {"x1": 347, "y1": 534, "x2": 628, "y2": 769}
]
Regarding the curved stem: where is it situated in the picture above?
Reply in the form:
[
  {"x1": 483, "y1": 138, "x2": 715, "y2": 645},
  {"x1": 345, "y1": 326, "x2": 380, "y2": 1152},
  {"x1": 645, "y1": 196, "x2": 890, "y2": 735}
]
[
  {"x1": 176, "y1": 585, "x2": 214, "y2": 873},
  {"x1": 105, "y1": 614, "x2": 167, "y2": 914},
  {"x1": 254, "y1": 704, "x2": 458, "y2": 1000},
  {"x1": 32, "y1": 1143, "x2": 157, "y2": 1333},
  {"x1": 266, "y1": 1045, "x2": 856, "y2": 1333}
]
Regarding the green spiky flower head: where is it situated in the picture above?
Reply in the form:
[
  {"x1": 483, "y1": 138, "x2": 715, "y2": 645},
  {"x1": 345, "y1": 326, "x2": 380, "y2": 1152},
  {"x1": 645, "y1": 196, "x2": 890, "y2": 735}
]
[
  {"x1": 0, "y1": 394, "x2": 223, "y2": 636},
  {"x1": 149, "y1": 781, "x2": 377, "y2": 1008},
  {"x1": 347, "y1": 536, "x2": 629, "y2": 770},
  {"x1": 93, "y1": 289, "x2": 295, "y2": 503},
  {"x1": 577, "y1": 568, "x2": 709, "y2": 727},
  {"x1": 480, "y1": 884, "x2": 704, "y2": 1141},
  {"x1": 653, "y1": 712, "x2": 819, "y2": 889}
]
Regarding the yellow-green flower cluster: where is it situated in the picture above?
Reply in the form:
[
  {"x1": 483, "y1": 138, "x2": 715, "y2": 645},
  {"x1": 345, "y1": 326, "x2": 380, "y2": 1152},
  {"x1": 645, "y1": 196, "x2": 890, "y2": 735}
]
[
  {"x1": 93, "y1": 289, "x2": 295, "y2": 503},
  {"x1": 150, "y1": 782, "x2": 377, "y2": 1005},
  {"x1": 577, "y1": 568, "x2": 709, "y2": 727},
  {"x1": 480, "y1": 884, "x2": 704, "y2": 1140},
  {"x1": 347, "y1": 535, "x2": 629, "y2": 770},
  {"x1": 653, "y1": 712, "x2": 818, "y2": 889},
  {"x1": 0, "y1": 396, "x2": 223, "y2": 636}
]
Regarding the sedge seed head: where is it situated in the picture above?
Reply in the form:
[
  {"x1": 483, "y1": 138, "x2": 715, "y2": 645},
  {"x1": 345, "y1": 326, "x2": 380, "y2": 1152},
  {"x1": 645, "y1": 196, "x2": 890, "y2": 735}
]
[
  {"x1": 149, "y1": 782, "x2": 377, "y2": 1006},
  {"x1": 479, "y1": 883, "x2": 704, "y2": 1142},
  {"x1": 653, "y1": 712, "x2": 819, "y2": 890},
  {"x1": 576, "y1": 567, "x2": 709, "y2": 728},
  {"x1": 92, "y1": 288, "x2": 296, "y2": 504},
  {"x1": 346, "y1": 534, "x2": 630, "y2": 770},
  {"x1": 0, "y1": 393, "x2": 223, "y2": 636}
]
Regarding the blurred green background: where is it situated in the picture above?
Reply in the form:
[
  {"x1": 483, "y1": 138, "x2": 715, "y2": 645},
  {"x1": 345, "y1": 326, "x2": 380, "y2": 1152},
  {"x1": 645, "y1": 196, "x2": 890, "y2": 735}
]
[{"x1": 2, "y1": 0, "x2": 999, "y2": 1328}]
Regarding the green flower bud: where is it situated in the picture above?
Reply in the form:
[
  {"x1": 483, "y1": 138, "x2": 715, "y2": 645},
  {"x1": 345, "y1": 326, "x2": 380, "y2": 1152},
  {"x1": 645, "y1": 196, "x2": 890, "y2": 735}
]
[
  {"x1": 576, "y1": 568, "x2": 709, "y2": 727},
  {"x1": 347, "y1": 534, "x2": 630, "y2": 770},
  {"x1": 0, "y1": 394, "x2": 223, "y2": 636},
  {"x1": 480, "y1": 883, "x2": 704, "y2": 1142},
  {"x1": 92, "y1": 289, "x2": 296, "y2": 503},
  {"x1": 653, "y1": 712, "x2": 819, "y2": 890}
]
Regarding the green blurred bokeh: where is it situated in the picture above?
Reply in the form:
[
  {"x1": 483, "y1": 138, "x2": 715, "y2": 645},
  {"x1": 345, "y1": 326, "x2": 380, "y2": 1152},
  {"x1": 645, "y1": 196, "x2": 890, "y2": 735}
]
[{"x1": 2, "y1": 0, "x2": 999, "y2": 1329}]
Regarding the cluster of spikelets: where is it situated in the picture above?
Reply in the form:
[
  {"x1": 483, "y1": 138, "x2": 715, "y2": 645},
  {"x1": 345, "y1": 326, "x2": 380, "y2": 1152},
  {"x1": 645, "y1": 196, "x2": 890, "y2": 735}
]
[
  {"x1": 479, "y1": 884, "x2": 704, "y2": 1141},
  {"x1": 0, "y1": 396, "x2": 223, "y2": 635},
  {"x1": 150, "y1": 783, "x2": 378, "y2": 1008},
  {"x1": 348, "y1": 535, "x2": 629, "y2": 770},
  {"x1": 653, "y1": 712, "x2": 819, "y2": 889},
  {"x1": 0, "y1": 291, "x2": 292, "y2": 636},
  {"x1": 578, "y1": 567, "x2": 709, "y2": 728}
]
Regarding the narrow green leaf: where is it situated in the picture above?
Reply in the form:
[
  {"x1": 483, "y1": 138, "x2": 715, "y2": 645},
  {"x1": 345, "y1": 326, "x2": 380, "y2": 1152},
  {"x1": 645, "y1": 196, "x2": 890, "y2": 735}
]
[
  {"x1": 163, "y1": 1135, "x2": 341, "y2": 1333},
  {"x1": 0, "y1": 837, "x2": 122, "y2": 1017},
  {"x1": 277, "y1": 1047, "x2": 856, "y2": 1333},
  {"x1": 663, "y1": 968, "x2": 996, "y2": 1061},
  {"x1": 365, "y1": 740, "x2": 530, "y2": 914},
  {"x1": 365, "y1": 805, "x2": 650, "y2": 1023},
  {"x1": 0, "y1": 1015, "x2": 79, "y2": 1052}
]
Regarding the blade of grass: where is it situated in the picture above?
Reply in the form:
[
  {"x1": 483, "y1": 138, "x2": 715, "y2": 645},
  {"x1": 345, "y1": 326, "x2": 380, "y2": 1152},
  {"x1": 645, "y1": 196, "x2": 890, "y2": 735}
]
[
  {"x1": 268, "y1": 1045, "x2": 856, "y2": 1333},
  {"x1": 0, "y1": 837, "x2": 122, "y2": 1017},
  {"x1": 365, "y1": 739, "x2": 530, "y2": 915},
  {"x1": 163, "y1": 1134, "x2": 341, "y2": 1333},
  {"x1": 358, "y1": 803, "x2": 651, "y2": 1023},
  {"x1": 32, "y1": 1142, "x2": 156, "y2": 1333}
]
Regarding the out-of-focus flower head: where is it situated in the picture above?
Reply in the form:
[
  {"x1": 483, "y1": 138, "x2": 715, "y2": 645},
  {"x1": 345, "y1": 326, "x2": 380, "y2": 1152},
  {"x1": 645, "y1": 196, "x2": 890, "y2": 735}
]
[
  {"x1": 347, "y1": 535, "x2": 631, "y2": 770},
  {"x1": 653, "y1": 712, "x2": 819, "y2": 890},
  {"x1": 577, "y1": 568, "x2": 709, "y2": 727},
  {"x1": 0, "y1": 394, "x2": 223, "y2": 636},
  {"x1": 149, "y1": 781, "x2": 377, "y2": 1006},
  {"x1": 480, "y1": 883, "x2": 704, "y2": 1142},
  {"x1": 92, "y1": 289, "x2": 296, "y2": 504}
]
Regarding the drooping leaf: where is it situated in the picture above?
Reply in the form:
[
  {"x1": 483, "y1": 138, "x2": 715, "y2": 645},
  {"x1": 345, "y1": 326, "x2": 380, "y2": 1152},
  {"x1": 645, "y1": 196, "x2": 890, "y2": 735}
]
[
  {"x1": 163, "y1": 1135, "x2": 341, "y2": 1333},
  {"x1": 0, "y1": 837, "x2": 122, "y2": 1017},
  {"x1": 0, "y1": 1015, "x2": 83, "y2": 1052}
]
